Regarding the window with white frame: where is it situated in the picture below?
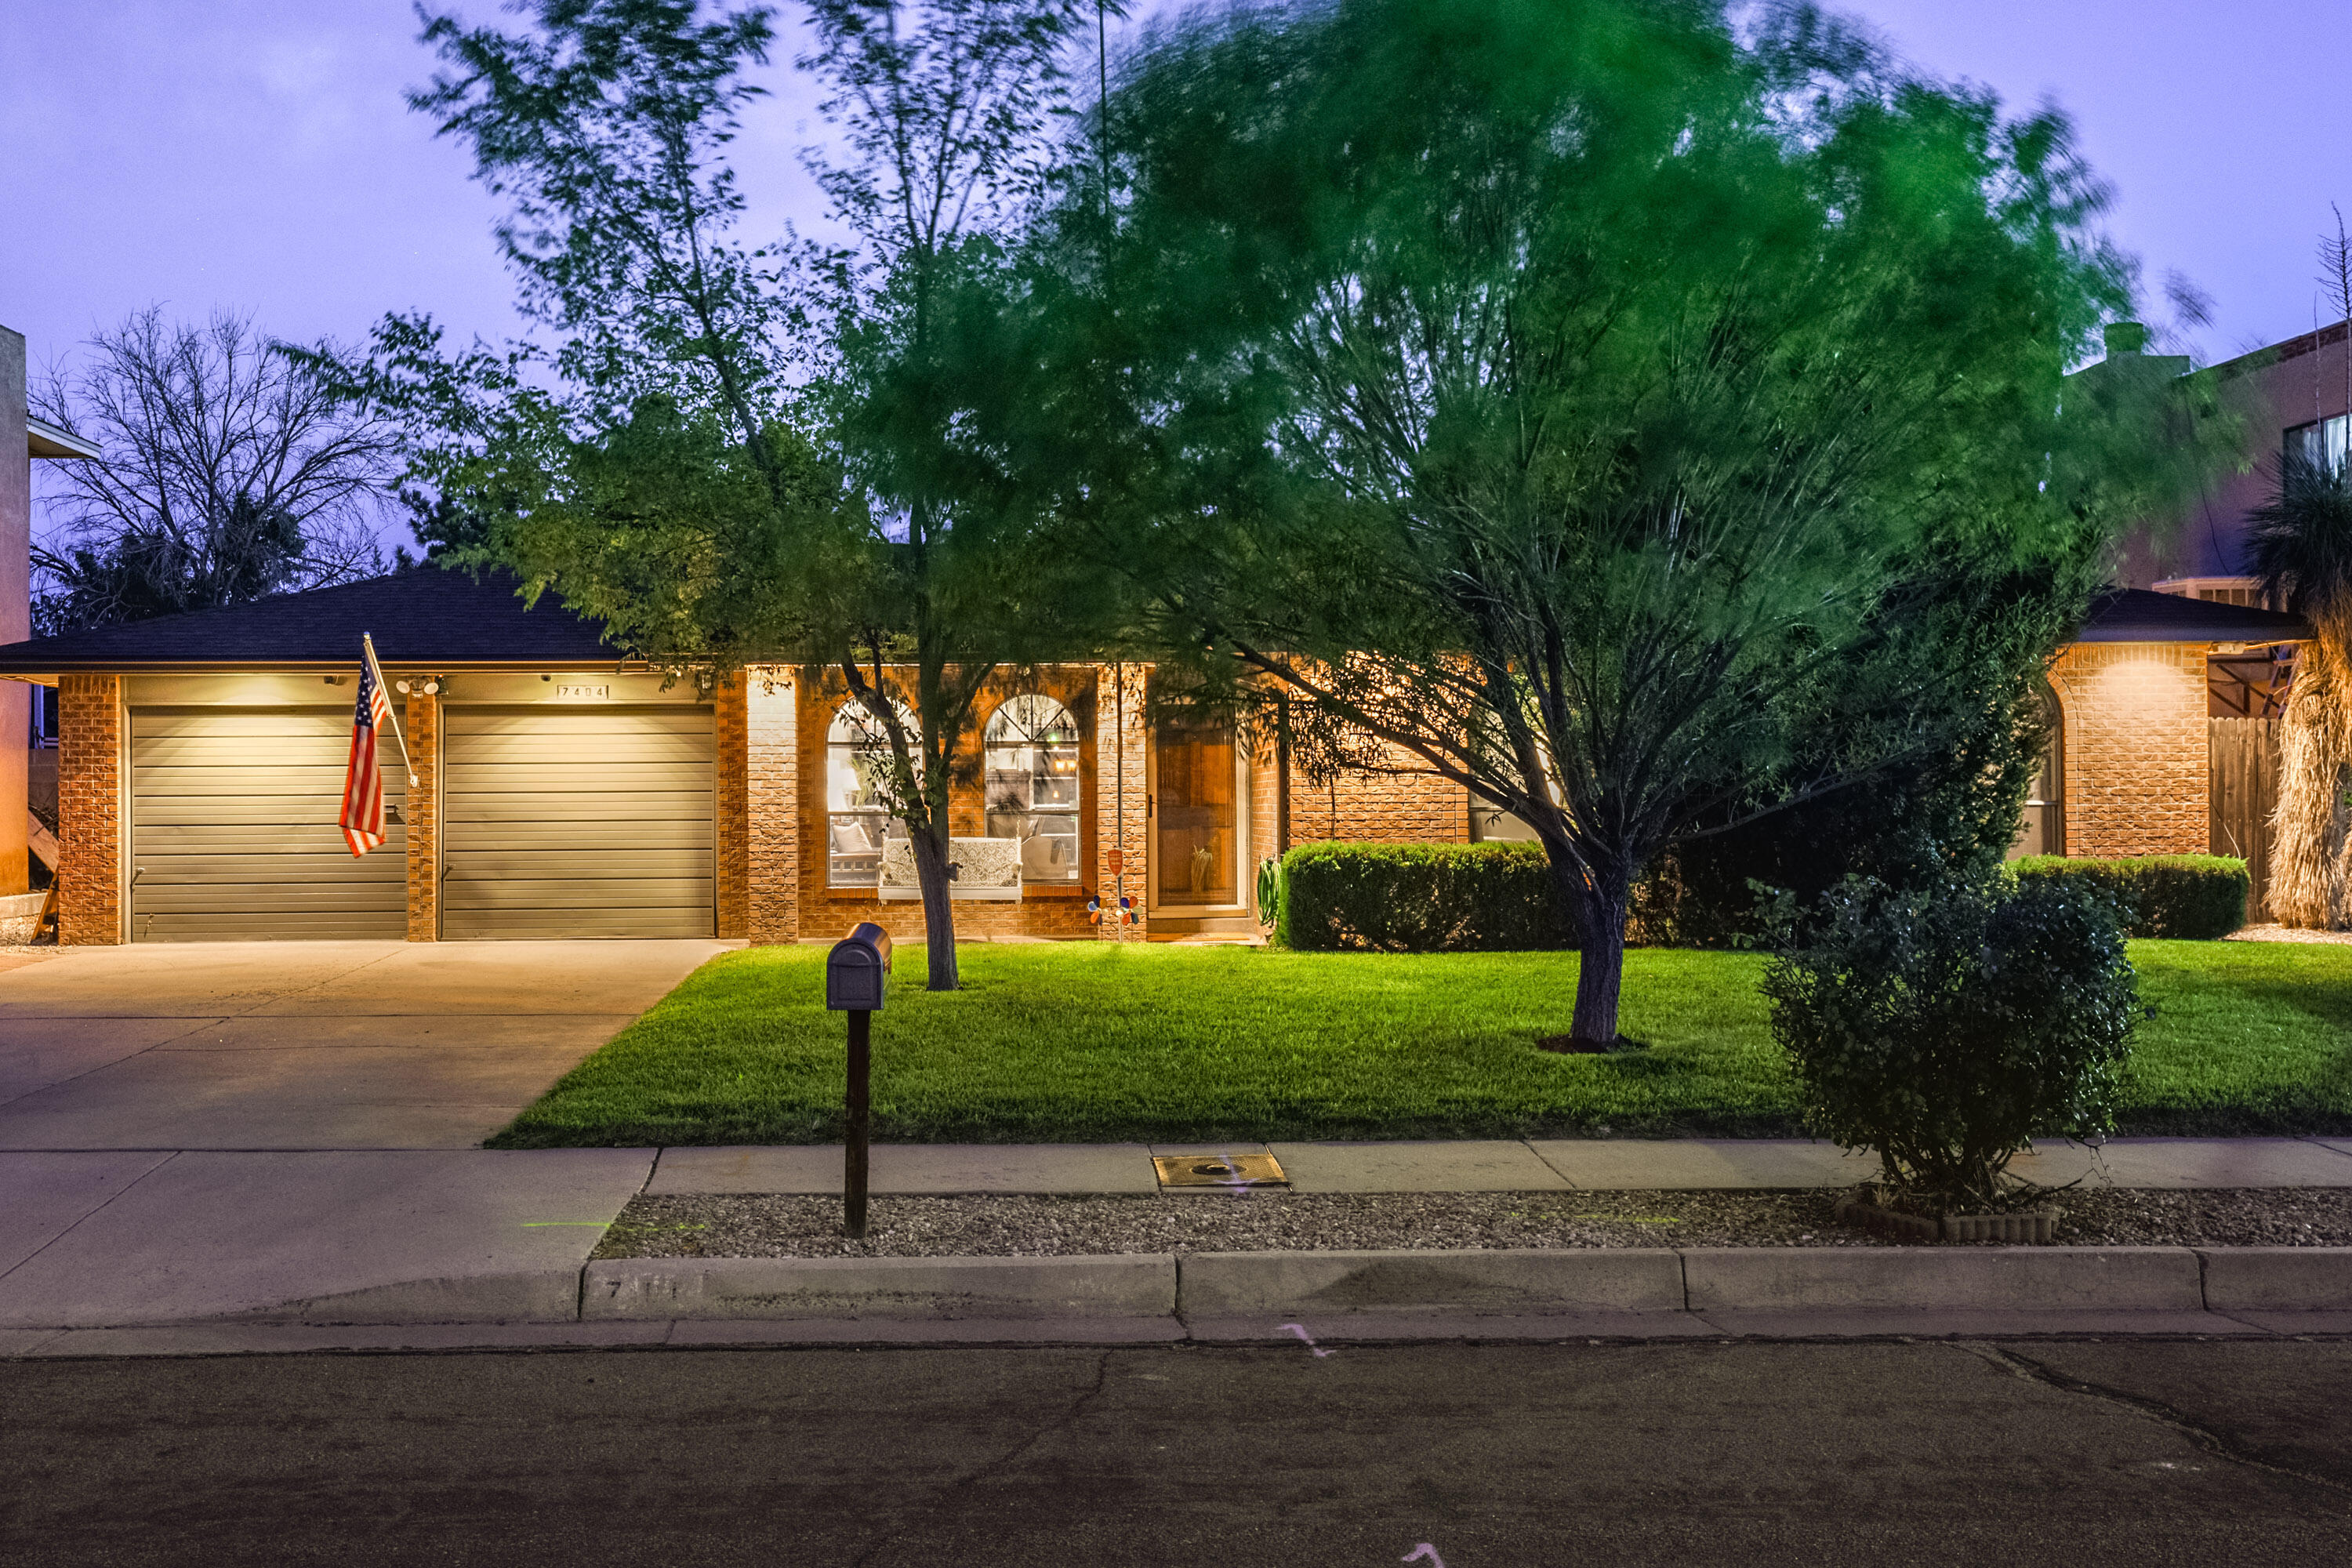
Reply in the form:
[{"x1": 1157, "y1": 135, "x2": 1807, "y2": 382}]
[
  {"x1": 2288, "y1": 413, "x2": 2349, "y2": 475},
  {"x1": 826, "y1": 700, "x2": 916, "y2": 887},
  {"x1": 984, "y1": 694, "x2": 1081, "y2": 883}
]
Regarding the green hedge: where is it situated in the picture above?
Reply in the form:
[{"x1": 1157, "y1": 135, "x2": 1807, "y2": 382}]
[
  {"x1": 2010, "y1": 855, "x2": 2249, "y2": 940},
  {"x1": 1279, "y1": 840, "x2": 1576, "y2": 952}
]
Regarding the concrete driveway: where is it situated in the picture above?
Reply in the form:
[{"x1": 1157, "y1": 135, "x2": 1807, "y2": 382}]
[{"x1": 0, "y1": 940, "x2": 727, "y2": 1150}]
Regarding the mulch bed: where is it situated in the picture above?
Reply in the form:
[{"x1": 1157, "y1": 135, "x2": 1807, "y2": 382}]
[{"x1": 590, "y1": 1185, "x2": 2352, "y2": 1261}]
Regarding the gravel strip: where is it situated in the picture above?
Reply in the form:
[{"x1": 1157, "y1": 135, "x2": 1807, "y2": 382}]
[
  {"x1": 2227, "y1": 924, "x2": 2352, "y2": 945},
  {"x1": 590, "y1": 1186, "x2": 2352, "y2": 1260}
]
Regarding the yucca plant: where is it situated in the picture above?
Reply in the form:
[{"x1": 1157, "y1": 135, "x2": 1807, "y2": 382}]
[{"x1": 2249, "y1": 453, "x2": 2352, "y2": 927}]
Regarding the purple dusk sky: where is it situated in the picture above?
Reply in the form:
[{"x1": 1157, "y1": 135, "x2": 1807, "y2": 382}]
[{"x1": 5, "y1": 1, "x2": 2347, "y2": 402}]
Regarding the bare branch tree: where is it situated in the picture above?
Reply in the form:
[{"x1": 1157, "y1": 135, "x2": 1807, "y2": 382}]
[{"x1": 30, "y1": 307, "x2": 400, "y2": 631}]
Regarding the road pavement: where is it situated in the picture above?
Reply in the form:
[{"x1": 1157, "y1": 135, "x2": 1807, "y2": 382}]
[{"x1": 5, "y1": 1337, "x2": 2350, "y2": 1564}]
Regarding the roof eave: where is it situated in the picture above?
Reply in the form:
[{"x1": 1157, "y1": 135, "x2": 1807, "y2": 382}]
[{"x1": 26, "y1": 416, "x2": 103, "y2": 460}]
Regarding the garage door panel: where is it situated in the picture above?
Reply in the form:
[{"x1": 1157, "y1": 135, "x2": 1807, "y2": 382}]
[
  {"x1": 445, "y1": 791, "x2": 711, "y2": 823},
  {"x1": 133, "y1": 885, "x2": 410, "y2": 914},
  {"x1": 441, "y1": 909, "x2": 715, "y2": 939},
  {"x1": 134, "y1": 735, "x2": 359, "y2": 766},
  {"x1": 443, "y1": 849, "x2": 713, "y2": 879},
  {"x1": 130, "y1": 708, "x2": 409, "y2": 941},
  {"x1": 135, "y1": 765, "x2": 383, "y2": 796},
  {"x1": 441, "y1": 705, "x2": 715, "y2": 938},
  {"x1": 133, "y1": 710, "x2": 353, "y2": 739},
  {"x1": 136, "y1": 825, "x2": 399, "y2": 855},
  {"x1": 445, "y1": 877, "x2": 713, "y2": 908},
  {"x1": 441, "y1": 820, "x2": 713, "y2": 851},
  {"x1": 133, "y1": 799, "x2": 416, "y2": 827},
  {"x1": 447, "y1": 709, "x2": 711, "y2": 736},
  {"x1": 138, "y1": 913, "x2": 416, "y2": 941},
  {"x1": 138, "y1": 851, "x2": 407, "y2": 880},
  {"x1": 443, "y1": 733, "x2": 715, "y2": 764},
  {"x1": 443, "y1": 763, "x2": 710, "y2": 794}
]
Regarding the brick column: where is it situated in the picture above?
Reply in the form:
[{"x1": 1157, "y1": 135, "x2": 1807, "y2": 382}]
[
  {"x1": 56, "y1": 673, "x2": 122, "y2": 946},
  {"x1": 746, "y1": 668, "x2": 800, "y2": 944},
  {"x1": 715, "y1": 673, "x2": 750, "y2": 938},
  {"x1": 1093, "y1": 662, "x2": 1149, "y2": 940},
  {"x1": 404, "y1": 688, "x2": 441, "y2": 941},
  {"x1": 2046, "y1": 642, "x2": 2212, "y2": 857}
]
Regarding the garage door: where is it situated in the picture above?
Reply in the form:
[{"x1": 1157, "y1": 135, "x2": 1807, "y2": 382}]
[
  {"x1": 441, "y1": 706, "x2": 715, "y2": 938},
  {"x1": 129, "y1": 708, "x2": 408, "y2": 941}
]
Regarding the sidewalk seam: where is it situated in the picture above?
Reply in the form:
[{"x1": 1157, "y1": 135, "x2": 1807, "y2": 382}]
[{"x1": 0, "y1": 1149, "x2": 181, "y2": 1290}]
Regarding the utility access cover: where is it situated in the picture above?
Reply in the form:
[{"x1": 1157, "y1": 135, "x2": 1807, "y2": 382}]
[{"x1": 1153, "y1": 1152, "x2": 1288, "y2": 1189}]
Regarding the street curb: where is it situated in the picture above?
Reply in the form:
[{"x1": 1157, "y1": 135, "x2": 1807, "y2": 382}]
[
  {"x1": 1679, "y1": 1247, "x2": 2205, "y2": 1314},
  {"x1": 211, "y1": 1269, "x2": 587, "y2": 1327},
  {"x1": 40, "y1": 1246, "x2": 2352, "y2": 1332},
  {"x1": 1178, "y1": 1248, "x2": 1684, "y2": 1316},
  {"x1": 581, "y1": 1253, "x2": 1178, "y2": 1321},
  {"x1": 2196, "y1": 1247, "x2": 2352, "y2": 1312}
]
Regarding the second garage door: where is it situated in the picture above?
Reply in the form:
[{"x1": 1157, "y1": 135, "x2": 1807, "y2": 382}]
[{"x1": 441, "y1": 705, "x2": 716, "y2": 938}]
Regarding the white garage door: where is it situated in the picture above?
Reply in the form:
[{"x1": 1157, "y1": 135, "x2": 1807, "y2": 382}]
[
  {"x1": 129, "y1": 707, "x2": 408, "y2": 941},
  {"x1": 441, "y1": 706, "x2": 715, "y2": 938}
]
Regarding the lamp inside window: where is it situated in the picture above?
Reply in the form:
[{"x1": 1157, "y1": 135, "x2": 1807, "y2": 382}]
[
  {"x1": 827, "y1": 699, "x2": 916, "y2": 887},
  {"x1": 985, "y1": 694, "x2": 1081, "y2": 883}
]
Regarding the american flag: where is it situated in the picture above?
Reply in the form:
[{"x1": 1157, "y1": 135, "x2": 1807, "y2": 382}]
[{"x1": 339, "y1": 635, "x2": 396, "y2": 857}]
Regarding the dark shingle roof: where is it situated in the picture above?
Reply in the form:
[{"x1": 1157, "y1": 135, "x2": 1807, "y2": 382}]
[
  {"x1": 0, "y1": 568, "x2": 619, "y2": 672},
  {"x1": 2076, "y1": 588, "x2": 2309, "y2": 644}
]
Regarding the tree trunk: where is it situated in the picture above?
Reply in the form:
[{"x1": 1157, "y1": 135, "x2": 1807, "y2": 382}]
[
  {"x1": 1560, "y1": 865, "x2": 1629, "y2": 1047},
  {"x1": 909, "y1": 822, "x2": 961, "y2": 990}
]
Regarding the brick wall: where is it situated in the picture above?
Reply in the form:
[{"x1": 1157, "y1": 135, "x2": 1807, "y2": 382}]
[
  {"x1": 2047, "y1": 642, "x2": 2212, "y2": 857},
  {"x1": 56, "y1": 673, "x2": 121, "y2": 945},
  {"x1": 403, "y1": 689, "x2": 441, "y2": 941},
  {"x1": 715, "y1": 674, "x2": 750, "y2": 938},
  {"x1": 746, "y1": 668, "x2": 800, "y2": 944},
  {"x1": 1289, "y1": 742, "x2": 1472, "y2": 846}
]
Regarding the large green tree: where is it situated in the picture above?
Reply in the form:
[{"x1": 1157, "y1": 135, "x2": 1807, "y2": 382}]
[
  {"x1": 336, "y1": 0, "x2": 1106, "y2": 985},
  {"x1": 1054, "y1": 0, "x2": 2218, "y2": 1043}
]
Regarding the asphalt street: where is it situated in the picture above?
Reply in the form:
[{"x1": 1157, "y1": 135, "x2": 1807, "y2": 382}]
[{"x1": 5, "y1": 1337, "x2": 2350, "y2": 1566}]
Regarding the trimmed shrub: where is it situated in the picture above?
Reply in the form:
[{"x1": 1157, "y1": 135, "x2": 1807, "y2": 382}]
[
  {"x1": 2010, "y1": 855, "x2": 2249, "y2": 940},
  {"x1": 1279, "y1": 840, "x2": 1576, "y2": 952},
  {"x1": 1763, "y1": 875, "x2": 2144, "y2": 1214}
]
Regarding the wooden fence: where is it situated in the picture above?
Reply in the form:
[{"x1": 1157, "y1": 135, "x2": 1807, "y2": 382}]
[{"x1": 2209, "y1": 716, "x2": 2281, "y2": 919}]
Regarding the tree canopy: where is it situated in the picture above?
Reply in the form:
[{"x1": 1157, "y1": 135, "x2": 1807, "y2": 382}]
[{"x1": 1043, "y1": 0, "x2": 2225, "y2": 1040}]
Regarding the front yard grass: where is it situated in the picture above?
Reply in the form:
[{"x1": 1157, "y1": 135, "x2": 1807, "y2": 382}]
[{"x1": 486, "y1": 938, "x2": 2352, "y2": 1148}]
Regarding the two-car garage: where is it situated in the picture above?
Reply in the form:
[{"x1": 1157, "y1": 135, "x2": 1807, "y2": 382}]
[{"x1": 123, "y1": 673, "x2": 716, "y2": 942}]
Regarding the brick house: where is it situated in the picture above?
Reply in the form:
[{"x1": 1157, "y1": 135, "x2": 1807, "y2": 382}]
[
  {"x1": 0, "y1": 568, "x2": 1468, "y2": 946},
  {"x1": 0, "y1": 557, "x2": 2307, "y2": 947}
]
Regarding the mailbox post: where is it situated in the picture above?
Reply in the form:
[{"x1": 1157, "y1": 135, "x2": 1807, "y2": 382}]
[{"x1": 825, "y1": 922, "x2": 892, "y2": 1239}]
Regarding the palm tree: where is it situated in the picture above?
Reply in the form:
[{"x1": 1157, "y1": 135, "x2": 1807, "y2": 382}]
[{"x1": 2249, "y1": 452, "x2": 2352, "y2": 927}]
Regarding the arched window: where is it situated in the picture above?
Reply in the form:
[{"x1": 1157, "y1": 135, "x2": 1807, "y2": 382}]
[
  {"x1": 2010, "y1": 677, "x2": 2065, "y2": 859},
  {"x1": 827, "y1": 699, "x2": 916, "y2": 887},
  {"x1": 985, "y1": 694, "x2": 1081, "y2": 883}
]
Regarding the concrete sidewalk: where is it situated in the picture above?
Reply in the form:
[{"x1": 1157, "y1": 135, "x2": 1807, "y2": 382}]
[
  {"x1": 647, "y1": 1135, "x2": 2352, "y2": 1196},
  {"x1": 6, "y1": 1136, "x2": 2352, "y2": 1336}
]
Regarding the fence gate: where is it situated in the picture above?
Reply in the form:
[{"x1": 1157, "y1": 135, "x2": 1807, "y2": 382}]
[{"x1": 2209, "y1": 716, "x2": 2280, "y2": 920}]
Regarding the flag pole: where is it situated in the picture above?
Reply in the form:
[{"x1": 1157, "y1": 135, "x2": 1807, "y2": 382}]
[{"x1": 363, "y1": 632, "x2": 419, "y2": 788}]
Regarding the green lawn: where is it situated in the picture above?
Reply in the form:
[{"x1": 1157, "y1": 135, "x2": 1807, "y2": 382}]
[{"x1": 486, "y1": 939, "x2": 2352, "y2": 1148}]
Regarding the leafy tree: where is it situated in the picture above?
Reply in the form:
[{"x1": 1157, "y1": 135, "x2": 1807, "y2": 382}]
[
  {"x1": 31, "y1": 308, "x2": 396, "y2": 633},
  {"x1": 335, "y1": 0, "x2": 1104, "y2": 986},
  {"x1": 1055, "y1": 0, "x2": 2219, "y2": 1043}
]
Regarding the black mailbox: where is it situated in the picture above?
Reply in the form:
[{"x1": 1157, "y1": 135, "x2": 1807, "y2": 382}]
[{"x1": 826, "y1": 922, "x2": 892, "y2": 1011}]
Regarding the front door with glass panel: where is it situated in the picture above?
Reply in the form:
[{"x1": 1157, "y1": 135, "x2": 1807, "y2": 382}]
[{"x1": 1152, "y1": 721, "x2": 1243, "y2": 909}]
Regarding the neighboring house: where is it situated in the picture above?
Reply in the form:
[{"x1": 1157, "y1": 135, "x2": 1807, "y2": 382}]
[
  {"x1": 2, "y1": 323, "x2": 102, "y2": 916},
  {"x1": 2021, "y1": 320, "x2": 2339, "y2": 912},
  {"x1": 0, "y1": 568, "x2": 1465, "y2": 946}
]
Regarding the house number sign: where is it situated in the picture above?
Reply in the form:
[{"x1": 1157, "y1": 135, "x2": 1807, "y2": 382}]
[{"x1": 554, "y1": 683, "x2": 610, "y2": 701}]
